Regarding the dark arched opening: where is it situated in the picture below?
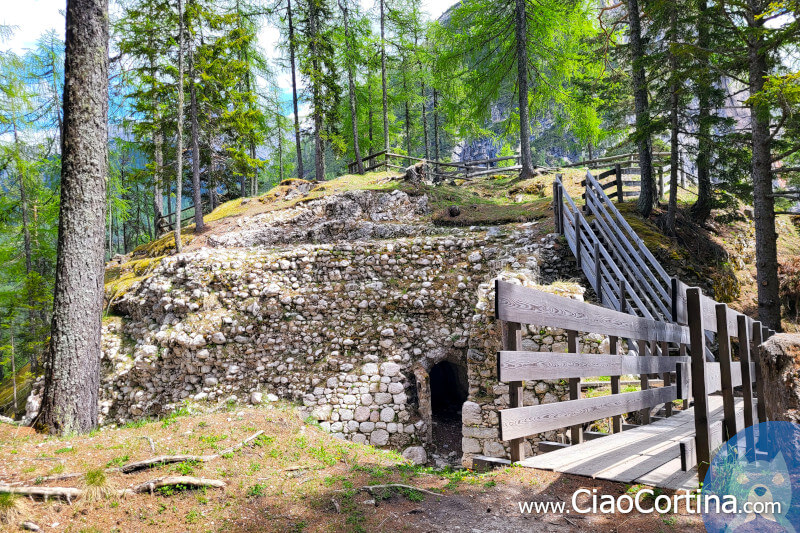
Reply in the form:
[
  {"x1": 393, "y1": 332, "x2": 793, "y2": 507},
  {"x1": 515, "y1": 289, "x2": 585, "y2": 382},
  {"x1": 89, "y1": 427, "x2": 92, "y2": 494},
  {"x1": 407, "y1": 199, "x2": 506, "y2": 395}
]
[{"x1": 429, "y1": 360, "x2": 468, "y2": 458}]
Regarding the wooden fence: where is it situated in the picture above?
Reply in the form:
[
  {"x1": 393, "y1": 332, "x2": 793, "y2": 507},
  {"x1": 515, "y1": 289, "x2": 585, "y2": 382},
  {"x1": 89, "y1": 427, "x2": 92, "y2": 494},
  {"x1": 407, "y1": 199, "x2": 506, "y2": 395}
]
[
  {"x1": 496, "y1": 170, "x2": 779, "y2": 482},
  {"x1": 347, "y1": 150, "x2": 553, "y2": 182},
  {"x1": 496, "y1": 280, "x2": 691, "y2": 462},
  {"x1": 495, "y1": 279, "x2": 775, "y2": 482}
]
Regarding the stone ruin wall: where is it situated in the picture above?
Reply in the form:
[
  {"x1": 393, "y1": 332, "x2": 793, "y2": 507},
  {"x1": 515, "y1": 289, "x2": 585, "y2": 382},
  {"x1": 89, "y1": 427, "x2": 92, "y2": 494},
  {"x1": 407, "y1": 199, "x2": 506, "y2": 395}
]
[{"x1": 27, "y1": 189, "x2": 610, "y2": 466}]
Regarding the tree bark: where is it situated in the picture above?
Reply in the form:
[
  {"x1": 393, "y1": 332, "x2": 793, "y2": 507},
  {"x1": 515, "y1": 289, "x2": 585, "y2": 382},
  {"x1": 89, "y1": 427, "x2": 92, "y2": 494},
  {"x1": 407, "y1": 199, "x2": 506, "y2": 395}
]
[
  {"x1": 514, "y1": 0, "x2": 535, "y2": 179},
  {"x1": 748, "y1": 0, "x2": 781, "y2": 330},
  {"x1": 665, "y1": 6, "x2": 679, "y2": 234},
  {"x1": 340, "y1": 0, "x2": 364, "y2": 174},
  {"x1": 421, "y1": 82, "x2": 429, "y2": 161},
  {"x1": 380, "y1": 0, "x2": 389, "y2": 151},
  {"x1": 433, "y1": 89, "x2": 440, "y2": 162},
  {"x1": 188, "y1": 32, "x2": 204, "y2": 232},
  {"x1": 174, "y1": 0, "x2": 185, "y2": 253},
  {"x1": 287, "y1": 0, "x2": 304, "y2": 180},
  {"x1": 153, "y1": 108, "x2": 164, "y2": 237},
  {"x1": 38, "y1": 0, "x2": 108, "y2": 435},
  {"x1": 627, "y1": 0, "x2": 655, "y2": 217},
  {"x1": 309, "y1": 0, "x2": 325, "y2": 182},
  {"x1": 368, "y1": 75, "x2": 374, "y2": 154},
  {"x1": 691, "y1": 0, "x2": 713, "y2": 222}
]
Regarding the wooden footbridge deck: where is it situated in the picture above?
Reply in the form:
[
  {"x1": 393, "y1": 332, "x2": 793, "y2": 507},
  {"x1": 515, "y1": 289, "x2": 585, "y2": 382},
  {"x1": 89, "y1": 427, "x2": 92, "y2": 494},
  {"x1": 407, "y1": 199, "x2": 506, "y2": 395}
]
[{"x1": 491, "y1": 170, "x2": 775, "y2": 490}]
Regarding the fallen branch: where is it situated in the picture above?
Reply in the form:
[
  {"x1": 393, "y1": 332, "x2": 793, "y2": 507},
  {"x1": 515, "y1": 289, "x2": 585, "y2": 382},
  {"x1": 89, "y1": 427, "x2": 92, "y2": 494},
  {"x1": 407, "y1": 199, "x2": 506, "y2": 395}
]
[
  {"x1": 121, "y1": 430, "x2": 264, "y2": 473},
  {"x1": 127, "y1": 476, "x2": 226, "y2": 495},
  {"x1": 140, "y1": 435, "x2": 156, "y2": 453},
  {"x1": 120, "y1": 454, "x2": 216, "y2": 474},
  {"x1": 0, "y1": 484, "x2": 83, "y2": 501},
  {"x1": 360, "y1": 484, "x2": 443, "y2": 497}
]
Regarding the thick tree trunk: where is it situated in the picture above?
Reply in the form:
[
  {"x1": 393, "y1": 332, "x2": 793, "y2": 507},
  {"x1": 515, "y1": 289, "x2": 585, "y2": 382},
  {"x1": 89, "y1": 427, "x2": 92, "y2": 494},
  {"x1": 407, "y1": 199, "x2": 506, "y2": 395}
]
[
  {"x1": 189, "y1": 41, "x2": 204, "y2": 232},
  {"x1": 691, "y1": 0, "x2": 713, "y2": 222},
  {"x1": 340, "y1": 0, "x2": 364, "y2": 174},
  {"x1": 287, "y1": 0, "x2": 304, "y2": 180},
  {"x1": 514, "y1": 0, "x2": 535, "y2": 179},
  {"x1": 748, "y1": 12, "x2": 781, "y2": 330},
  {"x1": 665, "y1": 6, "x2": 679, "y2": 235},
  {"x1": 174, "y1": 0, "x2": 185, "y2": 253},
  {"x1": 380, "y1": 0, "x2": 389, "y2": 151},
  {"x1": 38, "y1": 0, "x2": 108, "y2": 435},
  {"x1": 627, "y1": 0, "x2": 655, "y2": 217}
]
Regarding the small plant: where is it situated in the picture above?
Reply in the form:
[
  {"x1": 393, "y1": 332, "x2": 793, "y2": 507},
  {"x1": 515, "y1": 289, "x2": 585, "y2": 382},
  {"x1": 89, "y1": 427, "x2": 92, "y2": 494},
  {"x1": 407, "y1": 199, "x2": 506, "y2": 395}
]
[
  {"x1": 106, "y1": 455, "x2": 130, "y2": 468},
  {"x1": 54, "y1": 446, "x2": 75, "y2": 454},
  {"x1": 83, "y1": 468, "x2": 114, "y2": 502},
  {"x1": 0, "y1": 493, "x2": 27, "y2": 524},
  {"x1": 185, "y1": 509, "x2": 201, "y2": 524},
  {"x1": 246, "y1": 483, "x2": 268, "y2": 497},
  {"x1": 173, "y1": 461, "x2": 198, "y2": 476}
]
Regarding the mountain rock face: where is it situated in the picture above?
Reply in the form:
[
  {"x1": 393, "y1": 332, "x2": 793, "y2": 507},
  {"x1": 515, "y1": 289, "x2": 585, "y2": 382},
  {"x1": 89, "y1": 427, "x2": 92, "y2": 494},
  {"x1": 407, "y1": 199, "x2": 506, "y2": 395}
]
[{"x1": 27, "y1": 185, "x2": 606, "y2": 466}]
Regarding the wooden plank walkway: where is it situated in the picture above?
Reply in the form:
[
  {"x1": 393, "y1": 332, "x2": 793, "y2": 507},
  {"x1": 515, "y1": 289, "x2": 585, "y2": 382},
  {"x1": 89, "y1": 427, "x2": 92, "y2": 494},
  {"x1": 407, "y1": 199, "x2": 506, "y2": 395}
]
[{"x1": 517, "y1": 396, "x2": 751, "y2": 491}]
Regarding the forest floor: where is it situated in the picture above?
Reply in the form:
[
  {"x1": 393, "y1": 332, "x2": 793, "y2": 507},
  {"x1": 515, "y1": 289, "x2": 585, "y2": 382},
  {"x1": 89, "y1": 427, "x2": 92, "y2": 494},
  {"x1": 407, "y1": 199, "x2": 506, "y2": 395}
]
[{"x1": 0, "y1": 403, "x2": 704, "y2": 532}]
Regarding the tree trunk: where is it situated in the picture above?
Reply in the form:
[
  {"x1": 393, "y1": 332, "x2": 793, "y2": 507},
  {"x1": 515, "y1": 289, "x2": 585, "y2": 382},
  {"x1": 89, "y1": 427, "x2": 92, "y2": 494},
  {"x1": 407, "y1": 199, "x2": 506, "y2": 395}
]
[
  {"x1": 38, "y1": 0, "x2": 109, "y2": 435},
  {"x1": 153, "y1": 109, "x2": 164, "y2": 237},
  {"x1": 433, "y1": 89, "x2": 440, "y2": 162},
  {"x1": 514, "y1": 0, "x2": 535, "y2": 179},
  {"x1": 627, "y1": 0, "x2": 655, "y2": 217},
  {"x1": 309, "y1": 0, "x2": 324, "y2": 182},
  {"x1": 340, "y1": 0, "x2": 364, "y2": 174},
  {"x1": 174, "y1": 0, "x2": 185, "y2": 253},
  {"x1": 421, "y1": 82, "x2": 429, "y2": 161},
  {"x1": 13, "y1": 125, "x2": 33, "y2": 275},
  {"x1": 10, "y1": 328, "x2": 17, "y2": 414},
  {"x1": 691, "y1": 0, "x2": 713, "y2": 222},
  {"x1": 287, "y1": 0, "x2": 304, "y2": 180},
  {"x1": 665, "y1": 6, "x2": 679, "y2": 235},
  {"x1": 748, "y1": 7, "x2": 781, "y2": 330},
  {"x1": 368, "y1": 75, "x2": 374, "y2": 154},
  {"x1": 380, "y1": 0, "x2": 389, "y2": 151},
  {"x1": 189, "y1": 36, "x2": 204, "y2": 232}
]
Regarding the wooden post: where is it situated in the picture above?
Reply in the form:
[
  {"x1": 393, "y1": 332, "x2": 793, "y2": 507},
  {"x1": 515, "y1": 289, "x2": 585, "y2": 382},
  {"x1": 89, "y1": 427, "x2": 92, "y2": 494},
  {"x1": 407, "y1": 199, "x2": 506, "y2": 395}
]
[
  {"x1": 715, "y1": 304, "x2": 737, "y2": 440},
  {"x1": 567, "y1": 330, "x2": 583, "y2": 444},
  {"x1": 638, "y1": 339, "x2": 650, "y2": 424},
  {"x1": 502, "y1": 320, "x2": 524, "y2": 462},
  {"x1": 658, "y1": 167, "x2": 664, "y2": 203},
  {"x1": 609, "y1": 335, "x2": 622, "y2": 433},
  {"x1": 615, "y1": 163, "x2": 623, "y2": 203},
  {"x1": 671, "y1": 278, "x2": 679, "y2": 323},
  {"x1": 752, "y1": 322, "x2": 767, "y2": 424},
  {"x1": 594, "y1": 242, "x2": 602, "y2": 304},
  {"x1": 575, "y1": 216, "x2": 582, "y2": 268},
  {"x1": 660, "y1": 340, "x2": 672, "y2": 417},
  {"x1": 737, "y1": 315, "x2": 755, "y2": 431},
  {"x1": 688, "y1": 288, "x2": 711, "y2": 481}
]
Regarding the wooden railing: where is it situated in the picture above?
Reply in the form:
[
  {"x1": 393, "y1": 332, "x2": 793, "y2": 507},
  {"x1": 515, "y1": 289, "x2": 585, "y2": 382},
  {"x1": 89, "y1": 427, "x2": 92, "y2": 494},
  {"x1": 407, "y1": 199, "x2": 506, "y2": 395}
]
[
  {"x1": 497, "y1": 171, "x2": 778, "y2": 482},
  {"x1": 495, "y1": 280, "x2": 691, "y2": 461},
  {"x1": 495, "y1": 279, "x2": 774, "y2": 482},
  {"x1": 347, "y1": 150, "x2": 550, "y2": 182}
]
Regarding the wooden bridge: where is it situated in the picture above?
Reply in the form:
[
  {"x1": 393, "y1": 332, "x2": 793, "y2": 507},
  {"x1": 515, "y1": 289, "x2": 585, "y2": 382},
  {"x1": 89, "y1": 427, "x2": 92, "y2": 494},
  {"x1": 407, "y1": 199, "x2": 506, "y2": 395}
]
[{"x1": 493, "y1": 170, "x2": 775, "y2": 490}]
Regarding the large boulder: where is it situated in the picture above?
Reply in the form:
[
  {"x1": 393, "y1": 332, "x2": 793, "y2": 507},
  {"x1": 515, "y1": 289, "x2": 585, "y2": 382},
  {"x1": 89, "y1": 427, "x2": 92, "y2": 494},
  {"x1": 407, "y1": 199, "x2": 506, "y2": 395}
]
[{"x1": 758, "y1": 334, "x2": 800, "y2": 423}]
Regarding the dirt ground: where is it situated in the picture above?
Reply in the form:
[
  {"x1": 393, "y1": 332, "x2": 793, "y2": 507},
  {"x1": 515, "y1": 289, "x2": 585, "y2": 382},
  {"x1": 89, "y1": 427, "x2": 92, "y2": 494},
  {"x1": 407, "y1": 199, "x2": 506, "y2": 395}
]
[{"x1": 0, "y1": 404, "x2": 705, "y2": 533}]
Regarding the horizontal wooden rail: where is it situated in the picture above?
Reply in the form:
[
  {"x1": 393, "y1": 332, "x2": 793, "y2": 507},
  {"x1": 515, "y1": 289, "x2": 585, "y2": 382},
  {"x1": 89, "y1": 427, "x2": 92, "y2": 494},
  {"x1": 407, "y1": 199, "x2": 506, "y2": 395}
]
[
  {"x1": 500, "y1": 386, "x2": 682, "y2": 440},
  {"x1": 497, "y1": 352, "x2": 689, "y2": 382},
  {"x1": 495, "y1": 281, "x2": 689, "y2": 345}
]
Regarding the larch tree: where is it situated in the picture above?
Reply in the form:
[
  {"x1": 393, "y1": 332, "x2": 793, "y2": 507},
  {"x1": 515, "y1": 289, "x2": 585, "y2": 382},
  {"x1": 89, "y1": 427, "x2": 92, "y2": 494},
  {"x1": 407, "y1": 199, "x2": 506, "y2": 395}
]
[
  {"x1": 434, "y1": 0, "x2": 600, "y2": 175},
  {"x1": 174, "y1": 0, "x2": 185, "y2": 253},
  {"x1": 37, "y1": 0, "x2": 109, "y2": 434}
]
